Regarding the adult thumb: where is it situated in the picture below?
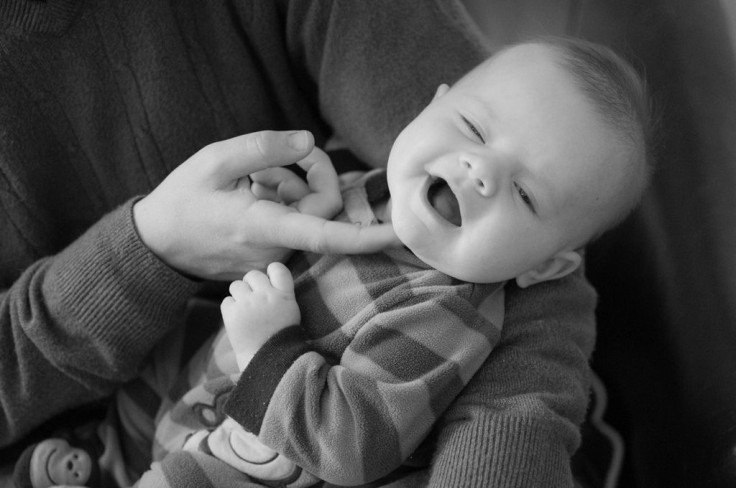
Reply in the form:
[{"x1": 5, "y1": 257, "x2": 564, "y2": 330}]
[{"x1": 206, "y1": 130, "x2": 314, "y2": 183}]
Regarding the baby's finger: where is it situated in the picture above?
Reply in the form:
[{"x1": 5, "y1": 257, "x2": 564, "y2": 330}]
[
  {"x1": 244, "y1": 269, "x2": 271, "y2": 290},
  {"x1": 266, "y1": 262, "x2": 295, "y2": 293},
  {"x1": 221, "y1": 296, "x2": 235, "y2": 314},
  {"x1": 221, "y1": 296, "x2": 238, "y2": 325},
  {"x1": 228, "y1": 280, "x2": 252, "y2": 299}
]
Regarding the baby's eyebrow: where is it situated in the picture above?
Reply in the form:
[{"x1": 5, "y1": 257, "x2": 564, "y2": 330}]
[
  {"x1": 475, "y1": 97, "x2": 498, "y2": 123},
  {"x1": 461, "y1": 93, "x2": 496, "y2": 120}
]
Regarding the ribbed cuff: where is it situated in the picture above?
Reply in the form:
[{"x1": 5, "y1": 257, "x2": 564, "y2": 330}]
[
  {"x1": 429, "y1": 414, "x2": 573, "y2": 487},
  {"x1": 43, "y1": 198, "x2": 201, "y2": 371},
  {"x1": 224, "y1": 325, "x2": 310, "y2": 434}
]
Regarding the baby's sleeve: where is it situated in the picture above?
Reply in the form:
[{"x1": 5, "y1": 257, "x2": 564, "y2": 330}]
[{"x1": 224, "y1": 284, "x2": 504, "y2": 486}]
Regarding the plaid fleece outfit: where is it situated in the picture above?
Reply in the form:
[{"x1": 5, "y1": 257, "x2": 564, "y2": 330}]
[{"x1": 129, "y1": 170, "x2": 505, "y2": 487}]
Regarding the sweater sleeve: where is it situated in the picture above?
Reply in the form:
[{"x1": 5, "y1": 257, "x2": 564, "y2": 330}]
[
  {"x1": 280, "y1": 0, "x2": 491, "y2": 168},
  {"x1": 224, "y1": 286, "x2": 503, "y2": 486},
  {"x1": 0, "y1": 199, "x2": 201, "y2": 447},
  {"x1": 425, "y1": 269, "x2": 598, "y2": 488}
]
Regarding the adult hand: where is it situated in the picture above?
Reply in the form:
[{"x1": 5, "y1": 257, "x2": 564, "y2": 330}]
[{"x1": 133, "y1": 130, "x2": 399, "y2": 281}]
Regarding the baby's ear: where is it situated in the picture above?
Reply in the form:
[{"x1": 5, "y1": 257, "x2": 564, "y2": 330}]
[
  {"x1": 515, "y1": 250, "x2": 582, "y2": 288},
  {"x1": 433, "y1": 84, "x2": 450, "y2": 100}
]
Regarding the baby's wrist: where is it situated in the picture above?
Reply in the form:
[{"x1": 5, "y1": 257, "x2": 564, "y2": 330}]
[{"x1": 235, "y1": 350, "x2": 257, "y2": 371}]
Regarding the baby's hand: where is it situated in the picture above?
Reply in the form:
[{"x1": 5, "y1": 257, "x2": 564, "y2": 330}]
[{"x1": 221, "y1": 262, "x2": 301, "y2": 371}]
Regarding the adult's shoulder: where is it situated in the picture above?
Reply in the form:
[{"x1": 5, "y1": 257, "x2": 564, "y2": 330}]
[{"x1": 504, "y1": 267, "x2": 598, "y2": 355}]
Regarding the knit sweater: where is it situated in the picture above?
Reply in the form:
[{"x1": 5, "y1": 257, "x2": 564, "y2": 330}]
[
  {"x1": 0, "y1": 1, "x2": 598, "y2": 486},
  {"x1": 0, "y1": 0, "x2": 488, "y2": 444}
]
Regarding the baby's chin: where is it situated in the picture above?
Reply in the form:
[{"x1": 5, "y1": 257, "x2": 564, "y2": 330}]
[
  {"x1": 402, "y1": 240, "x2": 512, "y2": 284},
  {"x1": 395, "y1": 236, "x2": 461, "y2": 280}
]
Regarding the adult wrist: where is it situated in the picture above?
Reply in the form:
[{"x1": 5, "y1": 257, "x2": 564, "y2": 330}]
[
  {"x1": 44, "y1": 200, "x2": 201, "y2": 357},
  {"x1": 131, "y1": 195, "x2": 191, "y2": 278}
]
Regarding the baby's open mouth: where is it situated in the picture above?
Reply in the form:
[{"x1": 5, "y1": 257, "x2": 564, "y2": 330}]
[{"x1": 427, "y1": 177, "x2": 461, "y2": 226}]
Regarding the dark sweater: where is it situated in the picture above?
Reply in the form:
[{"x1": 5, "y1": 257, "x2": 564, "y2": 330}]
[
  {"x1": 0, "y1": 1, "x2": 597, "y2": 486},
  {"x1": 0, "y1": 0, "x2": 486, "y2": 442}
]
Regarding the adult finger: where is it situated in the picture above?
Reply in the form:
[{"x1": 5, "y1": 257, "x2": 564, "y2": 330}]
[
  {"x1": 267, "y1": 212, "x2": 401, "y2": 254},
  {"x1": 294, "y1": 147, "x2": 342, "y2": 218},
  {"x1": 251, "y1": 181, "x2": 280, "y2": 202},
  {"x1": 204, "y1": 130, "x2": 314, "y2": 183},
  {"x1": 297, "y1": 147, "x2": 338, "y2": 194},
  {"x1": 251, "y1": 167, "x2": 310, "y2": 204}
]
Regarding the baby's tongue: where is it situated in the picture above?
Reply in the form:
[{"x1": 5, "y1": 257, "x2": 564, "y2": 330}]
[{"x1": 428, "y1": 180, "x2": 461, "y2": 226}]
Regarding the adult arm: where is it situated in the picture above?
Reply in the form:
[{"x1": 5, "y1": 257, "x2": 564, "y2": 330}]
[
  {"x1": 0, "y1": 199, "x2": 201, "y2": 448},
  {"x1": 425, "y1": 269, "x2": 598, "y2": 487},
  {"x1": 0, "y1": 131, "x2": 396, "y2": 448},
  {"x1": 1, "y1": 0, "x2": 488, "y2": 452}
]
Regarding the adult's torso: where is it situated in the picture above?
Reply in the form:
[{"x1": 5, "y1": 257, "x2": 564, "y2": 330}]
[{"x1": 0, "y1": 0, "x2": 326, "y2": 286}]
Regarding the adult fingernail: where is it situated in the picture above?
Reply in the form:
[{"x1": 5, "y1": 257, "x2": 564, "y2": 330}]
[{"x1": 288, "y1": 130, "x2": 308, "y2": 151}]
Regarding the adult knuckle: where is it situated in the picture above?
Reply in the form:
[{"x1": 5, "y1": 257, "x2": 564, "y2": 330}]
[
  {"x1": 248, "y1": 130, "x2": 274, "y2": 161},
  {"x1": 201, "y1": 140, "x2": 223, "y2": 161},
  {"x1": 327, "y1": 194, "x2": 343, "y2": 216},
  {"x1": 310, "y1": 222, "x2": 331, "y2": 254}
]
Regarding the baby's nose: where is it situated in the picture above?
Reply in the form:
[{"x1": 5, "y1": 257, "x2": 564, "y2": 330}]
[{"x1": 462, "y1": 159, "x2": 496, "y2": 197}]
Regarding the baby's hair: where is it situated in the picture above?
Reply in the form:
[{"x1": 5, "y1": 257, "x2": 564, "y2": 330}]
[{"x1": 541, "y1": 37, "x2": 655, "y2": 235}]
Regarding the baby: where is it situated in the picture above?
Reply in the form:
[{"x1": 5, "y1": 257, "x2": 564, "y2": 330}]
[{"x1": 15, "y1": 37, "x2": 651, "y2": 488}]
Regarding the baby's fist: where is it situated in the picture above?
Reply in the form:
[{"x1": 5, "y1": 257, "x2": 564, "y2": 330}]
[{"x1": 221, "y1": 262, "x2": 300, "y2": 370}]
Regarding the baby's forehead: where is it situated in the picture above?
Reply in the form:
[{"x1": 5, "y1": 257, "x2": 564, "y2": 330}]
[
  {"x1": 457, "y1": 45, "x2": 581, "y2": 109},
  {"x1": 476, "y1": 43, "x2": 561, "y2": 75}
]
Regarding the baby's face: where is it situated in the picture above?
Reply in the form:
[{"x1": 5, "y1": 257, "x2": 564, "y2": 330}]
[{"x1": 387, "y1": 43, "x2": 627, "y2": 284}]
